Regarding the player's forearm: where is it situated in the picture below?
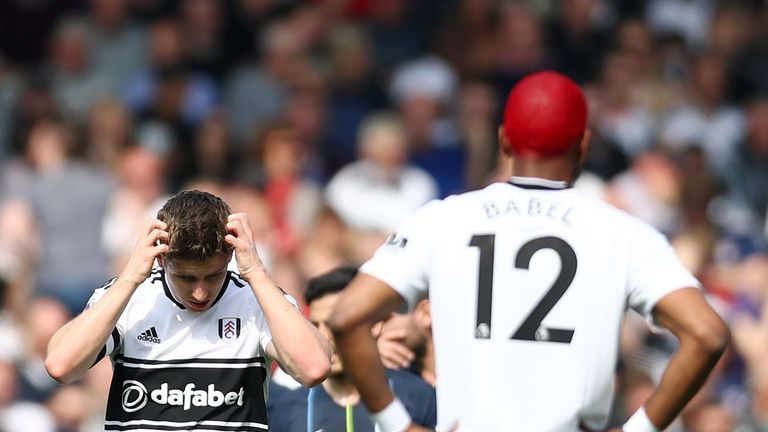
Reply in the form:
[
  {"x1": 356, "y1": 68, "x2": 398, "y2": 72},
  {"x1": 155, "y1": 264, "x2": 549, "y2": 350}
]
[
  {"x1": 642, "y1": 330, "x2": 728, "y2": 428},
  {"x1": 244, "y1": 268, "x2": 331, "y2": 386},
  {"x1": 333, "y1": 321, "x2": 397, "y2": 413},
  {"x1": 45, "y1": 277, "x2": 136, "y2": 383}
]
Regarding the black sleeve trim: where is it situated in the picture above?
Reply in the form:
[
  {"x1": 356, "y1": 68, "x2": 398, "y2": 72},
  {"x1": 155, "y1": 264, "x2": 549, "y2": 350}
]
[
  {"x1": 228, "y1": 271, "x2": 246, "y2": 288},
  {"x1": 100, "y1": 277, "x2": 118, "y2": 290},
  {"x1": 111, "y1": 327, "x2": 121, "y2": 350},
  {"x1": 91, "y1": 345, "x2": 107, "y2": 367}
]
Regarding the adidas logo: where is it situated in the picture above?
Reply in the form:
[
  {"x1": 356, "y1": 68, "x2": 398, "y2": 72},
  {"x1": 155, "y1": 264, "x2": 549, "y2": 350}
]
[{"x1": 137, "y1": 327, "x2": 161, "y2": 344}]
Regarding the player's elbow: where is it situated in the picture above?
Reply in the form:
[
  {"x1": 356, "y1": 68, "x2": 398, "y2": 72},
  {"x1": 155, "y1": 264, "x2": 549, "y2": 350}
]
[
  {"x1": 686, "y1": 316, "x2": 730, "y2": 359},
  {"x1": 291, "y1": 351, "x2": 331, "y2": 387},
  {"x1": 299, "y1": 358, "x2": 331, "y2": 387},
  {"x1": 45, "y1": 355, "x2": 78, "y2": 384}
]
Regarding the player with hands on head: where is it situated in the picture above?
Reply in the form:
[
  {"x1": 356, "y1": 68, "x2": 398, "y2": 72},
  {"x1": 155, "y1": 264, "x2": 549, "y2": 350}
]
[
  {"x1": 46, "y1": 190, "x2": 331, "y2": 431},
  {"x1": 327, "y1": 71, "x2": 729, "y2": 432}
]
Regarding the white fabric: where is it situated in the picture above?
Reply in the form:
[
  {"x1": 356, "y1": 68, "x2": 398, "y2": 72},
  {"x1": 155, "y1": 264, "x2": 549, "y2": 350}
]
[
  {"x1": 371, "y1": 397, "x2": 412, "y2": 432},
  {"x1": 659, "y1": 105, "x2": 745, "y2": 176},
  {"x1": 326, "y1": 160, "x2": 437, "y2": 232},
  {"x1": 361, "y1": 178, "x2": 700, "y2": 432},
  {"x1": 623, "y1": 407, "x2": 660, "y2": 432},
  {"x1": 389, "y1": 56, "x2": 457, "y2": 104},
  {"x1": 0, "y1": 402, "x2": 56, "y2": 432}
]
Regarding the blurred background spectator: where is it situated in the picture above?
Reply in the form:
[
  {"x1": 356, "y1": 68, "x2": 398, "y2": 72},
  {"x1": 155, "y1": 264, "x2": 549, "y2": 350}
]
[{"x1": 0, "y1": 0, "x2": 767, "y2": 430}]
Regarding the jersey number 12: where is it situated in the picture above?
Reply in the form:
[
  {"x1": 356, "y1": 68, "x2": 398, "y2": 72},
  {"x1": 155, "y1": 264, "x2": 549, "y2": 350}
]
[{"x1": 469, "y1": 235, "x2": 577, "y2": 343}]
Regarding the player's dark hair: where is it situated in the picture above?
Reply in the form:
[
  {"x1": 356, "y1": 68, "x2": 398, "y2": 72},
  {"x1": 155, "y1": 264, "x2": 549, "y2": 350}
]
[
  {"x1": 157, "y1": 190, "x2": 233, "y2": 261},
  {"x1": 305, "y1": 267, "x2": 358, "y2": 305}
]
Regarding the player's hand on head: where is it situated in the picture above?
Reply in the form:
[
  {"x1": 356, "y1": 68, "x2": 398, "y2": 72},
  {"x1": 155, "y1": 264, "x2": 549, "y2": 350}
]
[
  {"x1": 225, "y1": 213, "x2": 264, "y2": 277},
  {"x1": 376, "y1": 327, "x2": 416, "y2": 369},
  {"x1": 122, "y1": 217, "x2": 168, "y2": 285}
]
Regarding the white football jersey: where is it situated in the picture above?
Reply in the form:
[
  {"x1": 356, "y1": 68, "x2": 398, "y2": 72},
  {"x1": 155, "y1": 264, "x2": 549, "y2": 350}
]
[
  {"x1": 87, "y1": 266, "x2": 291, "y2": 432},
  {"x1": 361, "y1": 177, "x2": 700, "y2": 432}
]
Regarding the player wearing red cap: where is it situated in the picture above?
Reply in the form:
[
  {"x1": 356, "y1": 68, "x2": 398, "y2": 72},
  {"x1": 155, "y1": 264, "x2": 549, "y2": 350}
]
[{"x1": 328, "y1": 71, "x2": 728, "y2": 432}]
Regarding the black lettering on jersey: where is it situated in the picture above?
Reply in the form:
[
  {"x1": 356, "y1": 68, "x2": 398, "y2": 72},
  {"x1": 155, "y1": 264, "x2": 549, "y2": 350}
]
[
  {"x1": 483, "y1": 201, "x2": 499, "y2": 218},
  {"x1": 385, "y1": 233, "x2": 408, "y2": 249},
  {"x1": 546, "y1": 201, "x2": 561, "y2": 217},
  {"x1": 528, "y1": 198, "x2": 542, "y2": 216},
  {"x1": 512, "y1": 237, "x2": 577, "y2": 343},
  {"x1": 505, "y1": 200, "x2": 521, "y2": 215},
  {"x1": 561, "y1": 207, "x2": 574, "y2": 225},
  {"x1": 106, "y1": 356, "x2": 268, "y2": 431},
  {"x1": 469, "y1": 234, "x2": 577, "y2": 343}
]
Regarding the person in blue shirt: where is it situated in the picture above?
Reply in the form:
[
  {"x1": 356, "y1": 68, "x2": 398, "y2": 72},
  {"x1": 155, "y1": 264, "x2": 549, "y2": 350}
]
[{"x1": 267, "y1": 267, "x2": 436, "y2": 432}]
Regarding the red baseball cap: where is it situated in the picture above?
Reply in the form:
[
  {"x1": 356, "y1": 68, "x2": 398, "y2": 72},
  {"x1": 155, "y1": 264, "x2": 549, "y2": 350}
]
[{"x1": 502, "y1": 71, "x2": 587, "y2": 158}]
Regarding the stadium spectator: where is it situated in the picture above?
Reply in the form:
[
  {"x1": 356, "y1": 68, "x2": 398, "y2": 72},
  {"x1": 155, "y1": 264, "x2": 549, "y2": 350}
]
[
  {"x1": 102, "y1": 146, "x2": 167, "y2": 274},
  {"x1": 84, "y1": 97, "x2": 133, "y2": 170},
  {"x1": 16, "y1": 297, "x2": 70, "y2": 403},
  {"x1": 323, "y1": 24, "x2": 389, "y2": 174},
  {"x1": 390, "y1": 56, "x2": 464, "y2": 196},
  {"x1": 658, "y1": 53, "x2": 745, "y2": 177},
  {"x1": 0, "y1": 359, "x2": 55, "y2": 432},
  {"x1": 20, "y1": 117, "x2": 114, "y2": 315},
  {"x1": 47, "y1": 16, "x2": 113, "y2": 122},
  {"x1": 240, "y1": 123, "x2": 322, "y2": 258},
  {"x1": 722, "y1": 98, "x2": 768, "y2": 235},
  {"x1": 327, "y1": 111, "x2": 436, "y2": 233},
  {"x1": 225, "y1": 19, "x2": 302, "y2": 145},
  {"x1": 85, "y1": 0, "x2": 147, "y2": 91},
  {"x1": 121, "y1": 17, "x2": 218, "y2": 132}
]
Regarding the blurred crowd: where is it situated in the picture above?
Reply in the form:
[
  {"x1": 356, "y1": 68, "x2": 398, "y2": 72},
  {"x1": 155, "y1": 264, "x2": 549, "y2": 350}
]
[{"x1": 0, "y1": 0, "x2": 767, "y2": 430}]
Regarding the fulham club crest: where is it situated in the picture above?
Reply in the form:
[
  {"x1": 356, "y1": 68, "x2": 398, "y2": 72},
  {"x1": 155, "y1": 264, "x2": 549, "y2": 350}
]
[{"x1": 218, "y1": 317, "x2": 241, "y2": 343}]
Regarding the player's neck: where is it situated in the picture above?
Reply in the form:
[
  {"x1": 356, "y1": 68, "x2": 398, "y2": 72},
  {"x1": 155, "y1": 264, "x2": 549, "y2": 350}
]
[
  {"x1": 509, "y1": 156, "x2": 577, "y2": 185},
  {"x1": 323, "y1": 374, "x2": 361, "y2": 406}
]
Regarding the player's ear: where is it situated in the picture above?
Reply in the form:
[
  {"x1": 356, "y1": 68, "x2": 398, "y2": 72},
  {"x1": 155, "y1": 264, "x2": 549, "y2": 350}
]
[
  {"x1": 498, "y1": 125, "x2": 514, "y2": 156},
  {"x1": 157, "y1": 254, "x2": 166, "y2": 268},
  {"x1": 371, "y1": 321, "x2": 384, "y2": 338},
  {"x1": 417, "y1": 299, "x2": 431, "y2": 329},
  {"x1": 578, "y1": 129, "x2": 591, "y2": 164}
]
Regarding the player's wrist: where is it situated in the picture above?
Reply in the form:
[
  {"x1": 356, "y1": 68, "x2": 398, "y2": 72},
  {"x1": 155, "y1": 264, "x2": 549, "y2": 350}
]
[
  {"x1": 118, "y1": 268, "x2": 149, "y2": 288},
  {"x1": 622, "y1": 407, "x2": 660, "y2": 432},
  {"x1": 239, "y1": 262, "x2": 270, "y2": 284},
  {"x1": 371, "y1": 397, "x2": 412, "y2": 432}
]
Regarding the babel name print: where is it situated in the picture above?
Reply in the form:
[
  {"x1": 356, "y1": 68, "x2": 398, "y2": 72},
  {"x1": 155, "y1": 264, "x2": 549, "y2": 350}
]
[{"x1": 122, "y1": 380, "x2": 245, "y2": 413}]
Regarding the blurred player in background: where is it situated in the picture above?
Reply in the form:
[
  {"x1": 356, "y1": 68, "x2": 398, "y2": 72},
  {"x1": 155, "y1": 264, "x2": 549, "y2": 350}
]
[
  {"x1": 328, "y1": 71, "x2": 729, "y2": 432},
  {"x1": 268, "y1": 267, "x2": 436, "y2": 432},
  {"x1": 45, "y1": 190, "x2": 330, "y2": 431},
  {"x1": 375, "y1": 294, "x2": 435, "y2": 386}
]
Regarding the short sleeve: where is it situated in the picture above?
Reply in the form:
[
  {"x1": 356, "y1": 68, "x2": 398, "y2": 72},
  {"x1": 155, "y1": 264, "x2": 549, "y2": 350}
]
[
  {"x1": 360, "y1": 200, "x2": 442, "y2": 310},
  {"x1": 626, "y1": 225, "x2": 701, "y2": 324},
  {"x1": 85, "y1": 280, "x2": 125, "y2": 365}
]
